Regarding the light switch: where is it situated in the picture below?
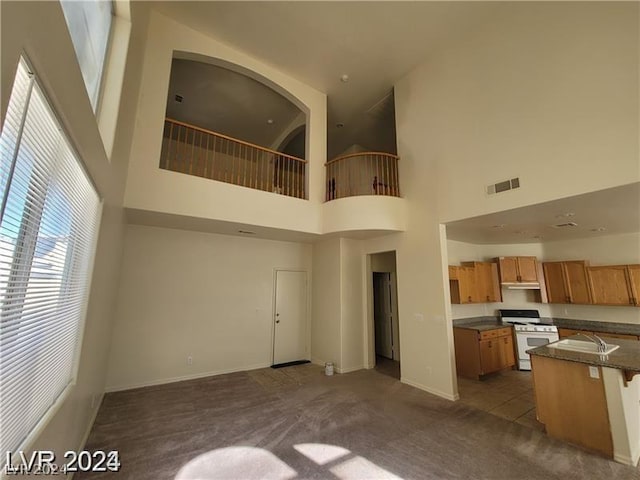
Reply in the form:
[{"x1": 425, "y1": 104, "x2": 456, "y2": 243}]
[{"x1": 589, "y1": 366, "x2": 600, "y2": 379}]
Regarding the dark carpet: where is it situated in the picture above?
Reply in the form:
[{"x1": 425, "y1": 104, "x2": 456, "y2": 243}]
[{"x1": 77, "y1": 364, "x2": 640, "y2": 480}]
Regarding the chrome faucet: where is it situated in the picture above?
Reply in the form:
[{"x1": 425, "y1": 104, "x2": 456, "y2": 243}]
[{"x1": 575, "y1": 333, "x2": 608, "y2": 353}]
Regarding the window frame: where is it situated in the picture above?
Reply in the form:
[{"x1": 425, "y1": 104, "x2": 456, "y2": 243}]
[{"x1": 0, "y1": 55, "x2": 103, "y2": 461}]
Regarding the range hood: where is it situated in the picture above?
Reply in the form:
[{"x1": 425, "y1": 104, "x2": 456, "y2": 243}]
[{"x1": 501, "y1": 282, "x2": 541, "y2": 290}]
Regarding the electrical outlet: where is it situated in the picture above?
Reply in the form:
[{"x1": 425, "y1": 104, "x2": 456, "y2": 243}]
[
  {"x1": 589, "y1": 366, "x2": 600, "y2": 379},
  {"x1": 187, "y1": 355, "x2": 193, "y2": 366}
]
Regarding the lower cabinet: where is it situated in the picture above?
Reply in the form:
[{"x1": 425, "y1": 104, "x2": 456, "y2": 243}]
[{"x1": 454, "y1": 327, "x2": 516, "y2": 379}]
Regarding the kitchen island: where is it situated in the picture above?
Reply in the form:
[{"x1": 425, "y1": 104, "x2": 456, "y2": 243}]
[{"x1": 528, "y1": 336, "x2": 640, "y2": 466}]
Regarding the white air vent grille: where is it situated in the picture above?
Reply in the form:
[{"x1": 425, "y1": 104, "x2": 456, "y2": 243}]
[
  {"x1": 552, "y1": 222, "x2": 578, "y2": 228},
  {"x1": 486, "y1": 177, "x2": 520, "y2": 195}
]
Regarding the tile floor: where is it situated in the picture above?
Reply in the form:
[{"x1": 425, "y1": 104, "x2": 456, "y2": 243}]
[{"x1": 456, "y1": 368, "x2": 544, "y2": 431}]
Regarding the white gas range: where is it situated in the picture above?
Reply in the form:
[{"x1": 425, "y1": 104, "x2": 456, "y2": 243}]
[{"x1": 499, "y1": 309, "x2": 559, "y2": 371}]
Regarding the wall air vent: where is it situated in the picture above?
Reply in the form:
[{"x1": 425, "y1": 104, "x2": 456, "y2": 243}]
[
  {"x1": 552, "y1": 222, "x2": 578, "y2": 228},
  {"x1": 486, "y1": 177, "x2": 520, "y2": 195}
]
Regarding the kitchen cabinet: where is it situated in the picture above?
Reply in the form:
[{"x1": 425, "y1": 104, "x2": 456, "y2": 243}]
[
  {"x1": 497, "y1": 256, "x2": 539, "y2": 284},
  {"x1": 462, "y1": 261, "x2": 502, "y2": 303},
  {"x1": 543, "y1": 261, "x2": 591, "y2": 304},
  {"x1": 628, "y1": 265, "x2": 640, "y2": 305},
  {"x1": 587, "y1": 265, "x2": 637, "y2": 306},
  {"x1": 454, "y1": 326, "x2": 515, "y2": 379},
  {"x1": 449, "y1": 266, "x2": 476, "y2": 304},
  {"x1": 558, "y1": 327, "x2": 639, "y2": 341},
  {"x1": 449, "y1": 262, "x2": 501, "y2": 304}
]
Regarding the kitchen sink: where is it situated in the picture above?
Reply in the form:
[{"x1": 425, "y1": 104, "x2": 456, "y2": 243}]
[{"x1": 548, "y1": 338, "x2": 620, "y2": 355}]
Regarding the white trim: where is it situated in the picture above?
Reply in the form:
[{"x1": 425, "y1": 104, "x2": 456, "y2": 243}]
[
  {"x1": 613, "y1": 452, "x2": 638, "y2": 467},
  {"x1": 105, "y1": 362, "x2": 271, "y2": 393},
  {"x1": 401, "y1": 377, "x2": 460, "y2": 401},
  {"x1": 336, "y1": 365, "x2": 364, "y2": 374}
]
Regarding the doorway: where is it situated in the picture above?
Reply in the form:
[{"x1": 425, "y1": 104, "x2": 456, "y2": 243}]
[
  {"x1": 370, "y1": 251, "x2": 400, "y2": 379},
  {"x1": 272, "y1": 270, "x2": 308, "y2": 366}
]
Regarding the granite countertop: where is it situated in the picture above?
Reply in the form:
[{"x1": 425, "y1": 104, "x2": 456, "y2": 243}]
[
  {"x1": 452, "y1": 316, "x2": 640, "y2": 336},
  {"x1": 452, "y1": 317, "x2": 509, "y2": 332},
  {"x1": 528, "y1": 336, "x2": 640, "y2": 372}
]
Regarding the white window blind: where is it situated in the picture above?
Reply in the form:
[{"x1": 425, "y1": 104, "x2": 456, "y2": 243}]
[
  {"x1": 0, "y1": 59, "x2": 101, "y2": 459},
  {"x1": 60, "y1": 0, "x2": 113, "y2": 110}
]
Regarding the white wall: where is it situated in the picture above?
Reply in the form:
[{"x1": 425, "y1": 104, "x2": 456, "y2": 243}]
[
  {"x1": 399, "y1": 2, "x2": 639, "y2": 224},
  {"x1": 106, "y1": 224, "x2": 312, "y2": 390},
  {"x1": 0, "y1": 0, "x2": 148, "y2": 461},
  {"x1": 125, "y1": 9, "x2": 327, "y2": 234},
  {"x1": 311, "y1": 238, "x2": 342, "y2": 367},
  {"x1": 340, "y1": 238, "x2": 365, "y2": 372}
]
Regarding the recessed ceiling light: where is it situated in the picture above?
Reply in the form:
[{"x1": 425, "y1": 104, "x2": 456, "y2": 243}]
[
  {"x1": 267, "y1": 119, "x2": 274, "y2": 125},
  {"x1": 491, "y1": 224, "x2": 506, "y2": 229},
  {"x1": 555, "y1": 212, "x2": 575, "y2": 218},
  {"x1": 590, "y1": 227, "x2": 606, "y2": 232},
  {"x1": 532, "y1": 235, "x2": 542, "y2": 239},
  {"x1": 336, "y1": 123, "x2": 344, "y2": 128},
  {"x1": 340, "y1": 74, "x2": 349, "y2": 83}
]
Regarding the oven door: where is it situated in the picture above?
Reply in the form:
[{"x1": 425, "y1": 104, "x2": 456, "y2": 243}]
[{"x1": 515, "y1": 331, "x2": 559, "y2": 370}]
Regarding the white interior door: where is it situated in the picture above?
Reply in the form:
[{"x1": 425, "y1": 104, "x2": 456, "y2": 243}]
[
  {"x1": 373, "y1": 272, "x2": 393, "y2": 359},
  {"x1": 273, "y1": 270, "x2": 307, "y2": 365}
]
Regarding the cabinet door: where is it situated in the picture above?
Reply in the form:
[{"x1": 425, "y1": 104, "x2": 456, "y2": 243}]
[
  {"x1": 544, "y1": 262, "x2": 569, "y2": 303},
  {"x1": 517, "y1": 257, "x2": 539, "y2": 282},
  {"x1": 479, "y1": 339, "x2": 501, "y2": 374},
  {"x1": 498, "y1": 257, "x2": 519, "y2": 283},
  {"x1": 457, "y1": 267, "x2": 476, "y2": 304},
  {"x1": 499, "y1": 334, "x2": 515, "y2": 368},
  {"x1": 587, "y1": 266, "x2": 633, "y2": 306},
  {"x1": 563, "y1": 261, "x2": 592, "y2": 304},
  {"x1": 627, "y1": 265, "x2": 640, "y2": 306},
  {"x1": 472, "y1": 263, "x2": 499, "y2": 302},
  {"x1": 558, "y1": 328, "x2": 592, "y2": 339}
]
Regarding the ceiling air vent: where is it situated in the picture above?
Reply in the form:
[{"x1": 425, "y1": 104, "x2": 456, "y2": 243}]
[
  {"x1": 552, "y1": 222, "x2": 578, "y2": 228},
  {"x1": 486, "y1": 177, "x2": 520, "y2": 195}
]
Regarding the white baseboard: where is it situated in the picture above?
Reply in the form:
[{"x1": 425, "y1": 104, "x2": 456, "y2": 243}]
[
  {"x1": 401, "y1": 377, "x2": 459, "y2": 401},
  {"x1": 69, "y1": 392, "x2": 105, "y2": 480},
  {"x1": 614, "y1": 451, "x2": 639, "y2": 467},
  {"x1": 336, "y1": 365, "x2": 364, "y2": 374},
  {"x1": 105, "y1": 362, "x2": 271, "y2": 392}
]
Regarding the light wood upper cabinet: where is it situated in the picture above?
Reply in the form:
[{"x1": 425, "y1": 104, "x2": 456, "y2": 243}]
[
  {"x1": 463, "y1": 261, "x2": 502, "y2": 303},
  {"x1": 449, "y1": 266, "x2": 477, "y2": 304},
  {"x1": 449, "y1": 262, "x2": 501, "y2": 304},
  {"x1": 587, "y1": 265, "x2": 634, "y2": 306},
  {"x1": 543, "y1": 261, "x2": 591, "y2": 304},
  {"x1": 497, "y1": 256, "x2": 539, "y2": 284},
  {"x1": 627, "y1": 265, "x2": 640, "y2": 306}
]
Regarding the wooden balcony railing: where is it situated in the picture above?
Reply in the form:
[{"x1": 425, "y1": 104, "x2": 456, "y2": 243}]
[
  {"x1": 161, "y1": 118, "x2": 307, "y2": 199},
  {"x1": 325, "y1": 152, "x2": 400, "y2": 201}
]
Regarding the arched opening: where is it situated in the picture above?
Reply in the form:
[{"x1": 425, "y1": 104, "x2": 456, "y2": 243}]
[{"x1": 159, "y1": 53, "x2": 309, "y2": 199}]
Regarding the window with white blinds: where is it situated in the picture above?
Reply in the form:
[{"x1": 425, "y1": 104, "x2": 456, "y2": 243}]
[{"x1": 0, "y1": 58, "x2": 101, "y2": 459}]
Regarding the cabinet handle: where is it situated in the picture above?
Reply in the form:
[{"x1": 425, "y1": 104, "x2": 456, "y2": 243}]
[
  {"x1": 566, "y1": 296, "x2": 570, "y2": 303},
  {"x1": 486, "y1": 295, "x2": 490, "y2": 301},
  {"x1": 517, "y1": 275, "x2": 521, "y2": 282},
  {"x1": 468, "y1": 296, "x2": 472, "y2": 303}
]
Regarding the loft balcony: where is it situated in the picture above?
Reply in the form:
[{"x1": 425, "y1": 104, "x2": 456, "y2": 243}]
[
  {"x1": 161, "y1": 118, "x2": 308, "y2": 199},
  {"x1": 325, "y1": 152, "x2": 400, "y2": 201}
]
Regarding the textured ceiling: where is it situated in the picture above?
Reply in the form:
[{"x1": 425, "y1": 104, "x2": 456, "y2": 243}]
[
  {"x1": 446, "y1": 183, "x2": 640, "y2": 244},
  {"x1": 165, "y1": 59, "x2": 303, "y2": 151},
  {"x1": 151, "y1": 1, "x2": 502, "y2": 157}
]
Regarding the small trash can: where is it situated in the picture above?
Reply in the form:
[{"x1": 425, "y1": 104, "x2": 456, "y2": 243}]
[{"x1": 325, "y1": 362, "x2": 334, "y2": 376}]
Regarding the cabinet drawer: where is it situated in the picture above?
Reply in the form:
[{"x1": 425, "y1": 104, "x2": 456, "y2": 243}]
[
  {"x1": 496, "y1": 327, "x2": 513, "y2": 337},
  {"x1": 479, "y1": 330, "x2": 499, "y2": 340}
]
